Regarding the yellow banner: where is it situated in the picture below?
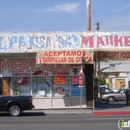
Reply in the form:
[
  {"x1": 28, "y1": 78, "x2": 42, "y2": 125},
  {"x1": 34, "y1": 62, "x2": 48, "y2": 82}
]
[{"x1": 36, "y1": 50, "x2": 93, "y2": 64}]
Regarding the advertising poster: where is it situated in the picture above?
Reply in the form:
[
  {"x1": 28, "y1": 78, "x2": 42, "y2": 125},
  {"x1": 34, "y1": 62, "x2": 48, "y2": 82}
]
[
  {"x1": 115, "y1": 79, "x2": 125, "y2": 89},
  {"x1": 71, "y1": 84, "x2": 81, "y2": 96},
  {"x1": 71, "y1": 76, "x2": 79, "y2": 85}
]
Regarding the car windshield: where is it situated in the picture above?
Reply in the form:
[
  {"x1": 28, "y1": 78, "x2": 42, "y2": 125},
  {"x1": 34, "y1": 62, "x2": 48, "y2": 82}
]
[
  {"x1": 104, "y1": 88, "x2": 113, "y2": 93},
  {"x1": 115, "y1": 89, "x2": 126, "y2": 93}
]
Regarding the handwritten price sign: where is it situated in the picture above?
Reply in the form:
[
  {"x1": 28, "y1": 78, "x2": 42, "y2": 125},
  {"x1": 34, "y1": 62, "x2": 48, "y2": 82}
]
[
  {"x1": 71, "y1": 76, "x2": 79, "y2": 85},
  {"x1": 54, "y1": 76, "x2": 66, "y2": 84}
]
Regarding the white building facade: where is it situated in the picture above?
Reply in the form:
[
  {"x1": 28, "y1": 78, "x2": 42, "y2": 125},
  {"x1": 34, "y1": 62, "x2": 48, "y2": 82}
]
[{"x1": 0, "y1": 31, "x2": 130, "y2": 109}]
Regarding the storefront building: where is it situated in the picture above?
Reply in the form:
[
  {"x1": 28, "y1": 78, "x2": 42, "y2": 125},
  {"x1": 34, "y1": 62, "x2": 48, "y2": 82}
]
[
  {"x1": 0, "y1": 55, "x2": 87, "y2": 109},
  {"x1": 0, "y1": 31, "x2": 130, "y2": 109}
]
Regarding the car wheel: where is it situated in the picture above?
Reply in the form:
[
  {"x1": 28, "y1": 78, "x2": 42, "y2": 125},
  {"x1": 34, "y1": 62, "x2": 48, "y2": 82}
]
[
  {"x1": 9, "y1": 105, "x2": 21, "y2": 116},
  {"x1": 108, "y1": 97, "x2": 114, "y2": 103}
]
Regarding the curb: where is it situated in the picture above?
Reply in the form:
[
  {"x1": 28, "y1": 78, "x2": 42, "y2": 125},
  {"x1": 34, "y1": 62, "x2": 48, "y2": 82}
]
[
  {"x1": 25, "y1": 109, "x2": 93, "y2": 114},
  {"x1": 93, "y1": 110, "x2": 130, "y2": 116},
  {"x1": 44, "y1": 111, "x2": 93, "y2": 114}
]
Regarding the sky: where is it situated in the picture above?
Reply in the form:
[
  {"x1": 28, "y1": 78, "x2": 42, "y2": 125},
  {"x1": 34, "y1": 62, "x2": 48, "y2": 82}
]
[{"x1": 0, "y1": 0, "x2": 130, "y2": 32}]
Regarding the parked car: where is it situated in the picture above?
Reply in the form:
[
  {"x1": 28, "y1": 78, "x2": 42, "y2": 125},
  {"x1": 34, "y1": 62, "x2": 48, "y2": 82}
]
[
  {"x1": 100, "y1": 87, "x2": 114, "y2": 95},
  {"x1": 99, "y1": 85, "x2": 118, "y2": 93},
  {"x1": 112, "y1": 89, "x2": 118, "y2": 92},
  {"x1": 101, "y1": 88, "x2": 128, "y2": 103},
  {"x1": 0, "y1": 95, "x2": 35, "y2": 116},
  {"x1": 99, "y1": 85, "x2": 108, "y2": 88}
]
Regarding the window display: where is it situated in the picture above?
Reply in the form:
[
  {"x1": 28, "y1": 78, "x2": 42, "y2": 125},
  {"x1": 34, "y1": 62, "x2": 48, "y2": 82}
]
[
  {"x1": 32, "y1": 77, "x2": 50, "y2": 97},
  {"x1": 4, "y1": 63, "x2": 86, "y2": 98},
  {"x1": 52, "y1": 76, "x2": 70, "y2": 97},
  {"x1": 12, "y1": 77, "x2": 31, "y2": 95},
  {"x1": 0, "y1": 77, "x2": 11, "y2": 96}
]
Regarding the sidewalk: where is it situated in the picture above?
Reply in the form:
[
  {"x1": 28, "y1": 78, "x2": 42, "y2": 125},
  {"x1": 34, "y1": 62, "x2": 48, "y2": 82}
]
[
  {"x1": 31, "y1": 108, "x2": 93, "y2": 114},
  {"x1": 28, "y1": 105, "x2": 130, "y2": 115}
]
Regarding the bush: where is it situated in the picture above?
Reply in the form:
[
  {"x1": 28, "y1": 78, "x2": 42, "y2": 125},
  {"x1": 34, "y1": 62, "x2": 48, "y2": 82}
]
[{"x1": 97, "y1": 76, "x2": 106, "y2": 86}]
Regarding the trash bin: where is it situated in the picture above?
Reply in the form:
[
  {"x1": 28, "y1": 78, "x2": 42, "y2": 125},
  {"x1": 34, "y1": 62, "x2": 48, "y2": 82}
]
[{"x1": 126, "y1": 89, "x2": 130, "y2": 106}]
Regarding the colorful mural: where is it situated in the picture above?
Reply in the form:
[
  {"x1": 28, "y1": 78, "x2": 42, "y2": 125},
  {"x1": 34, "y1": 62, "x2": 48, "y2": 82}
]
[{"x1": 0, "y1": 32, "x2": 130, "y2": 52}]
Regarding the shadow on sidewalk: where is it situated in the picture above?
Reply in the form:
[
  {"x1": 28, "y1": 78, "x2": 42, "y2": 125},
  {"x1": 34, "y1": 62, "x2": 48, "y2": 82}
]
[
  {"x1": 0, "y1": 112, "x2": 46, "y2": 117},
  {"x1": 94, "y1": 101, "x2": 130, "y2": 110}
]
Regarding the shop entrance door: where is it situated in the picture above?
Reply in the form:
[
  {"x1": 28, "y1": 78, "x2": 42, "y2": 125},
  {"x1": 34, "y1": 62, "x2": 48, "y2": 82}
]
[
  {"x1": 0, "y1": 78, "x2": 2, "y2": 95},
  {"x1": 83, "y1": 64, "x2": 94, "y2": 108},
  {"x1": 1, "y1": 78, "x2": 10, "y2": 96}
]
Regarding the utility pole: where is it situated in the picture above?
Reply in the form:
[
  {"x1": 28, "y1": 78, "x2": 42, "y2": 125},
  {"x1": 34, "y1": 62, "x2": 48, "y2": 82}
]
[
  {"x1": 96, "y1": 22, "x2": 100, "y2": 76},
  {"x1": 87, "y1": 0, "x2": 97, "y2": 77},
  {"x1": 86, "y1": 0, "x2": 94, "y2": 108},
  {"x1": 87, "y1": 0, "x2": 91, "y2": 31},
  {"x1": 95, "y1": 22, "x2": 101, "y2": 106}
]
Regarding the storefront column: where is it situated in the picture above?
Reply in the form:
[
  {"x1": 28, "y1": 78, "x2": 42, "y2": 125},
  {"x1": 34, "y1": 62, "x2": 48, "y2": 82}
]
[{"x1": 84, "y1": 64, "x2": 94, "y2": 108}]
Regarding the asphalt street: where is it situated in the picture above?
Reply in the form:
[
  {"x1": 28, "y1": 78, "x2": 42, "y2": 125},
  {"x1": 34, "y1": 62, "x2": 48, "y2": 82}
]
[
  {"x1": 0, "y1": 101, "x2": 129, "y2": 130},
  {"x1": 0, "y1": 112, "x2": 129, "y2": 130}
]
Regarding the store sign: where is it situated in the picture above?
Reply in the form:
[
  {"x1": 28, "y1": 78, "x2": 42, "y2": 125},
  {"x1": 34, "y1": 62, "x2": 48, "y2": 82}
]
[
  {"x1": 53, "y1": 71, "x2": 69, "y2": 76},
  {"x1": 12, "y1": 73, "x2": 30, "y2": 77},
  {"x1": 71, "y1": 76, "x2": 79, "y2": 85},
  {"x1": 1, "y1": 32, "x2": 130, "y2": 53},
  {"x1": 36, "y1": 50, "x2": 93, "y2": 64},
  {"x1": 97, "y1": 51, "x2": 130, "y2": 61},
  {"x1": 54, "y1": 76, "x2": 66, "y2": 84},
  {"x1": 0, "y1": 58, "x2": 70, "y2": 76},
  {"x1": 55, "y1": 87, "x2": 64, "y2": 93}
]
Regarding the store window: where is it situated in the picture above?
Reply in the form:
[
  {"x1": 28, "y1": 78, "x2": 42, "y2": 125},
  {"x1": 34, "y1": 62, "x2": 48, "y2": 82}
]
[
  {"x1": 12, "y1": 77, "x2": 31, "y2": 95},
  {"x1": 52, "y1": 76, "x2": 70, "y2": 97},
  {"x1": 104, "y1": 74, "x2": 109, "y2": 78},
  {"x1": 32, "y1": 77, "x2": 51, "y2": 97}
]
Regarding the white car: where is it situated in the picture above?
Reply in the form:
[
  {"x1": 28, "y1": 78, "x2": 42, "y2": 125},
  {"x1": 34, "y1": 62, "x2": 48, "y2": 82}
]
[
  {"x1": 99, "y1": 85, "x2": 118, "y2": 92},
  {"x1": 99, "y1": 85, "x2": 108, "y2": 88}
]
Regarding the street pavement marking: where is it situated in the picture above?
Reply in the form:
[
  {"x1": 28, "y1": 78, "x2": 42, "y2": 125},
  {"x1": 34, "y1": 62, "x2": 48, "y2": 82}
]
[{"x1": 0, "y1": 123, "x2": 117, "y2": 127}]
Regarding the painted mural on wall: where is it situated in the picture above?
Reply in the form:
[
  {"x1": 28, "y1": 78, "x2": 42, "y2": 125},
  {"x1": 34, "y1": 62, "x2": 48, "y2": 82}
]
[{"x1": 0, "y1": 32, "x2": 130, "y2": 52}]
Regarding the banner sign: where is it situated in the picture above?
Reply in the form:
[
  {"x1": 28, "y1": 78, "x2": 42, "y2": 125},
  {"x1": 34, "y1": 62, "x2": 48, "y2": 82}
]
[
  {"x1": 36, "y1": 50, "x2": 93, "y2": 64},
  {"x1": 97, "y1": 51, "x2": 130, "y2": 61},
  {"x1": 1, "y1": 32, "x2": 130, "y2": 52}
]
